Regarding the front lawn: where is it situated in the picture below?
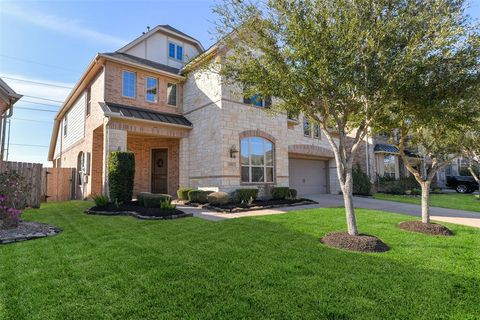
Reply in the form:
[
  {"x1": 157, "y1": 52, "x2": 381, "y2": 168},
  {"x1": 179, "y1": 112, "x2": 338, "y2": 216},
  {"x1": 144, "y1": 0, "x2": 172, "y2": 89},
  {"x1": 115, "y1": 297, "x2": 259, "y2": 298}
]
[
  {"x1": 373, "y1": 193, "x2": 480, "y2": 212},
  {"x1": 1, "y1": 201, "x2": 480, "y2": 319}
]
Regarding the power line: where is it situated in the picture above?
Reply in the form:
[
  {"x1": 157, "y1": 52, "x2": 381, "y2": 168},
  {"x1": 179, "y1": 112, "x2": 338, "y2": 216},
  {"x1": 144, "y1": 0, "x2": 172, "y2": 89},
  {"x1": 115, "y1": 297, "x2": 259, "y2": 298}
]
[
  {"x1": 15, "y1": 106, "x2": 58, "y2": 113},
  {"x1": 0, "y1": 76, "x2": 74, "y2": 89},
  {"x1": 11, "y1": 117, "x2": 52, "y2": 124},
  {"x1": 0, "y1": 54, "x2": 79, "y2": 72},
  {"x1": 18, "y1": 99, "x2": 61, "y2": 108},
  {"x1": 21, "y1": 95, "x2": 65, "y2": 104},
  {"x1": 9, "y1": 143, "x2": 49, "y2": 148}
]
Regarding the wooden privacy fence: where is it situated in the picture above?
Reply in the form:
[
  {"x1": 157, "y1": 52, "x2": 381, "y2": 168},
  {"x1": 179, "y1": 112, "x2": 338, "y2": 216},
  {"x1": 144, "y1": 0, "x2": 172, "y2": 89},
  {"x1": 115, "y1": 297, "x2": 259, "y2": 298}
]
[
  {"x1": 43, "y1": 167, "x2": 75, "y2": 202},
  {"x1": 0, "y1": 161, "x2": 43, "y2": 208}
]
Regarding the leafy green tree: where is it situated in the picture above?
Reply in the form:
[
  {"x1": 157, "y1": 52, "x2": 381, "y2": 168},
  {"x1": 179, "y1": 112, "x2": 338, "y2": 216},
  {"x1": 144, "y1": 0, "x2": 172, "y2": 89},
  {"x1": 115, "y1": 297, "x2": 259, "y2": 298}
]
[
  {"x1": 463, "y1": 125, "x2": 480, "y2": 193},
  {"x1": 211, "y1": 0, "x2": 478, "y2": 235}
]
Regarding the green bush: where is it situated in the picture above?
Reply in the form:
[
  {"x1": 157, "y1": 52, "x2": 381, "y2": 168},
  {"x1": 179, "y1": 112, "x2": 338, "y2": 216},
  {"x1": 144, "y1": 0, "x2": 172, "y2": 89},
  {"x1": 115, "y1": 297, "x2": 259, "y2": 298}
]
[
  {"x1": 108, "y1": 151, "x2": 135, "y2": 203},
  {"x1": 207, "y1": 192, "x2": 231, "y2": 206},
  {"x1": 160, "y1": 197, "x2": 176, "y2": 210},
  {"x1": 271, "y1": 187, "x2": 290, "y2": 200},
  {"x1": 411, "y1": 188, "x2": 421, "y2": 196},
  {"x1": 288, "y1": 189, "x2": 298, "y2": 199},
  {"x1": 136, "y1": 192, "x2": 151, "y2": 206},
  {"x1": 92, "y1": 194, "x2": 109, "y2": 207},
  {"x1": 143, "y1": 193, "x2": 172, "y2": 208},
  {"x1": 376, "y1": 175, "x2": 419, "y2": 195},
  {"x1": 235, "y1": 188, "x2": 258, "y2": 203},
  {"x1": 188, "y1": 190, "x2": 213, "y2": 203},
  {"x1": 177, "y1": 187, "x2": 193, "y2": 200},
  {"x1": 352, "y1": 165, "x2": 372, "y2": 196}
]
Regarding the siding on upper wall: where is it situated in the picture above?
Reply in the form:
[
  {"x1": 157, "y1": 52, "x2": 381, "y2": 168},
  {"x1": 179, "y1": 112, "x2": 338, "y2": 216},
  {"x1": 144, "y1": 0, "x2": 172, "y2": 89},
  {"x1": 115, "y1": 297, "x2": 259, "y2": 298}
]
[
  {"x1": 62, "y1": 93, "x2": 86, "y2": 151},
  {"x1": 53, "y1": 125, "x2": 61, "y2": 159},
  {"x1": 124, "y1": 31, "x2": 201, "y2": 68}
]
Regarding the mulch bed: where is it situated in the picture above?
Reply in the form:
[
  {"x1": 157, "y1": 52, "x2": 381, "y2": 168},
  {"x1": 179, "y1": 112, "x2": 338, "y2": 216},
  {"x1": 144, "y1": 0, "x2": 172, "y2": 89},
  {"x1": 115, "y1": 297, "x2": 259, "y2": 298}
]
[
  {"x1": 200, "y1": 198, "x2": 317, "y2": 213},
  {"x1": 0, "y1": 221, "x2": 62, "y2": 244},
  {"x1": 86, "y1": 202, "x2": 191, "y2": 220},
  {"x1": 320, "y1": 232, "x2": 390, "y2": 253},
  {"x1": 398, "y1": 221, "x2": 453, "y2": 236}
]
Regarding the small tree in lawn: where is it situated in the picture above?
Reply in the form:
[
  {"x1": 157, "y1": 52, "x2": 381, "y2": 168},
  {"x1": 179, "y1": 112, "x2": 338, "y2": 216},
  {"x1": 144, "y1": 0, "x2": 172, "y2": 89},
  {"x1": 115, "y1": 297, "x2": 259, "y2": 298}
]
[
  {"x1": 379, "y1": 8, "x2": 480, "y2": 223},
  {"x1": 108, "y1": 151, "x2": 135, "y2": 204},
  {"x1": 211, "y1": 0, "x2": 474, "y2": 236}
]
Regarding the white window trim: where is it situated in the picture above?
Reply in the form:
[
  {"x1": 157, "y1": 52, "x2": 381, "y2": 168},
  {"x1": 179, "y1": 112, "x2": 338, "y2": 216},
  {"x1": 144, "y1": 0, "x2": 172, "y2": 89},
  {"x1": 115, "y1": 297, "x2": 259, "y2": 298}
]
[
  {"x1": 122, "y1": 70, "x2": 136, "y2": 99},
  {"x1": 167, "y1": 83, "x2": 177, "y2": 107},
  {"x1": 167, "y1": 39, "x2": 183, "y2": 62},
  {"x1": 381, "y1": 153, "x2": 400, "y2": 179},
  {"x1": 63, "y1": 116, "x2": 68, "y2": 137},
  {"x1": 145, "y1": 76, "x2": 158, "y2": 103},
  {"x1": 303, "y1": 117, "x2": 312, "y2": 138},
  {"x1": 240, "y1": 137, "x2": 275, "y2": 184}
]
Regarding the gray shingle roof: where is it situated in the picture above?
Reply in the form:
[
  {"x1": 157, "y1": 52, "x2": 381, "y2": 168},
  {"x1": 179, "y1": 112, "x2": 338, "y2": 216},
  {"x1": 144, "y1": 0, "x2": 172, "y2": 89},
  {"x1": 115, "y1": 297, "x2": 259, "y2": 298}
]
[
  {"x1": 100, "y1": 102, "x2": 192, "y2": 127},
  {"x1": 101, "y1": 52, "x2": 181, "y2": 75},
  {"x1": 374, "y1": 143, "x2": 420, "y2": 157},
  {"x1": 159, "y1": 25, "x2": 202, "y2": 45}
]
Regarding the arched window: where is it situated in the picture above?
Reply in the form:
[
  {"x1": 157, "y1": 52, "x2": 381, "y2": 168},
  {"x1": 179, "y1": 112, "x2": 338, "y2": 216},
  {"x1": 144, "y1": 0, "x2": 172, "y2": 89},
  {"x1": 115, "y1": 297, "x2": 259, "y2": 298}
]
[{"x1": 240, "y1": 137, "x2": 274, "y2": 183}]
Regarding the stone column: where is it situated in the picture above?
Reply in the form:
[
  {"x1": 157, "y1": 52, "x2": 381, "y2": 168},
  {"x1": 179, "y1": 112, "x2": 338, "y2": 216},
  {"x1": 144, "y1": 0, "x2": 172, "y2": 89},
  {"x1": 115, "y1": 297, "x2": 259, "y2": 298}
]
[
  {"x1": 178, "y1": 137, "x2": 190, "y2": 187},
  {"x1": 328, "y1": 159, "x2": 341, "y2": 194}
]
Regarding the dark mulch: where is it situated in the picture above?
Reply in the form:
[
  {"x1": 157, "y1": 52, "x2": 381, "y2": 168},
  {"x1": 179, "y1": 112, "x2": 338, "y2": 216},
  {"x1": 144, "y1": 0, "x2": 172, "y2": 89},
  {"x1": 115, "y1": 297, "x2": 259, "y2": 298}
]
[
  {"x1": 398, "y1": 221, "x2": 453, "y2": 236},
  {"x1": 87, "y1": 202, "x2": 190, "y2": 220},
  {"x1": 0, "y1": 221, "x2": 62, "y2": 244},
  {"x1": 320, "y1": 232, "x2": 390, "y2": 253},
  {"x1": 205, "y1": 198, "x2": 317, "y2": 213}
]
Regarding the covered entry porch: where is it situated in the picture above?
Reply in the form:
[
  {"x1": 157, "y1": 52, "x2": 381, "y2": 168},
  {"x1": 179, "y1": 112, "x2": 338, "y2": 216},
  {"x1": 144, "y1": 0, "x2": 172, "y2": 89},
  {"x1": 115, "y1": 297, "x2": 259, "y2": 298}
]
[{"x1": 99, "y1": 102, "x2": 192, "y2": 198}]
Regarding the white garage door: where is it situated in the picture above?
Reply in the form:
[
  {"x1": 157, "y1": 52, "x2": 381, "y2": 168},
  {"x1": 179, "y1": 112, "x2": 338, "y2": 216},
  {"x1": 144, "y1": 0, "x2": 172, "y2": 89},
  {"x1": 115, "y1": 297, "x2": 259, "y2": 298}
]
[{"x1": 289, "y1": 158, "x2": 327, "y2": 195}]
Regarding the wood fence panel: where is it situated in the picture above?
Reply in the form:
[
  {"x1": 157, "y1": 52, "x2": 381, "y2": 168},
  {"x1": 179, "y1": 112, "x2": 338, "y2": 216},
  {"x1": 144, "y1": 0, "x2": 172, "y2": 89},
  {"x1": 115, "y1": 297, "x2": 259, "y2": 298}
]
[
  {"x1": 0, "y1": 161, "x2": 43, "y2": 208},
  {"x1": 43, "y1": 167, "x2": 74, "y2": 202}
]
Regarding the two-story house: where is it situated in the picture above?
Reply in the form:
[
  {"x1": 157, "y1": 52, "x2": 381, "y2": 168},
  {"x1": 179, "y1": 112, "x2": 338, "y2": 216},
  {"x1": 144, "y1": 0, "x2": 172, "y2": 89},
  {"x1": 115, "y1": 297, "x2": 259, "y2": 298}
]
[{"x1": 48, "y1": 25, "x2": 343, "y2": 199}]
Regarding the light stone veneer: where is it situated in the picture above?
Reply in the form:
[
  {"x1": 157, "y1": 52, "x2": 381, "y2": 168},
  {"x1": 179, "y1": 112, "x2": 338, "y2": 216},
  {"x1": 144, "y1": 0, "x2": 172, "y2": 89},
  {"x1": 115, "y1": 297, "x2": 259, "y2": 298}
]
[{"x1": 181, "y1": 66, "x2": 342, "y2": 195}]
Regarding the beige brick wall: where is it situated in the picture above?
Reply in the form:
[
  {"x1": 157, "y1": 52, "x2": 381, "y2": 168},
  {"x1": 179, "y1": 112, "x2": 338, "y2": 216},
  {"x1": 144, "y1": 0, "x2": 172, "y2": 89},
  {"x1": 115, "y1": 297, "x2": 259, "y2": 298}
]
[{"x1": 104, "y1": 61, "x2": 183, "y2": 114}]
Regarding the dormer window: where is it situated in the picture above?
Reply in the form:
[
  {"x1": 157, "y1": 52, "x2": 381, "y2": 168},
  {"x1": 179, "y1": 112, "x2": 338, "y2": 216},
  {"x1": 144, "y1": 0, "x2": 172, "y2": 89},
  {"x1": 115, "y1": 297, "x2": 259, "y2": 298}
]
[
  {"x1": 168, "y1": 42, "x2": 183, "y2": 61},
  {"x1": 243, "y1": 94, "x2": 272, "y2": 108}
]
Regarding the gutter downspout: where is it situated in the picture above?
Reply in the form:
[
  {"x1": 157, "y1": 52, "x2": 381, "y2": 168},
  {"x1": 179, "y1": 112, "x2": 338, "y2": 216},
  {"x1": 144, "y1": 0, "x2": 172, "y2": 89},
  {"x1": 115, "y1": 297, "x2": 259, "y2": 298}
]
[{"x1": 0, "y1": 105, "x2": 14, "y2": 161}]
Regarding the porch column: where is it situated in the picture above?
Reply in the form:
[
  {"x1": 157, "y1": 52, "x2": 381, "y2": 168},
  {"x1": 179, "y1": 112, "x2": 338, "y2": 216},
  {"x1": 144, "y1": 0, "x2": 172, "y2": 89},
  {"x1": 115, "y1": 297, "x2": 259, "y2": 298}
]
[
  {"x1": 102, "y1": 119, "x2": 128, "y2": 196},
  {"x1": 178, "y1": 137, "x2": 190, "y2": 187}
]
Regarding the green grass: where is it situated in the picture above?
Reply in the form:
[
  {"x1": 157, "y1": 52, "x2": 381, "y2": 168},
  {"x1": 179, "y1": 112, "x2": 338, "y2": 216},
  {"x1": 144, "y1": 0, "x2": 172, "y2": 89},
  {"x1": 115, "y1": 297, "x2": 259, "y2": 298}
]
[
  {"x1": 373, "y1": 193, "x2": 480, "y2": 212},
  {"x1": 1, "y1": 201, "x2": 480, "y2": 319}
]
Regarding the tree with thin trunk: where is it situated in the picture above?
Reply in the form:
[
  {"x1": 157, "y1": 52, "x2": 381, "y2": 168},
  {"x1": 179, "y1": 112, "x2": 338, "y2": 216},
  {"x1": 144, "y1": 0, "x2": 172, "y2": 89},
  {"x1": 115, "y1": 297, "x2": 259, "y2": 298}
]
[
  {"x1": 463, "y1": 128, "x2": 480, "y2": 194},
  {"x1": 378, "y1": 6, "x2": 480, "y2": 223},
  {"x1": 211, "y1": 0, "x2": 478, "y2": 235}
]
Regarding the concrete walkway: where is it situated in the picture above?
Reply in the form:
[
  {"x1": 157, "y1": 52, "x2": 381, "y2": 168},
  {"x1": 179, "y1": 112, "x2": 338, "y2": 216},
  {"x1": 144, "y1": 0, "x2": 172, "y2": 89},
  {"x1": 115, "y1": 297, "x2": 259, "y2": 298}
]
[{"x1": 178, "y1": 194, "x2": 480, "y2": 228}]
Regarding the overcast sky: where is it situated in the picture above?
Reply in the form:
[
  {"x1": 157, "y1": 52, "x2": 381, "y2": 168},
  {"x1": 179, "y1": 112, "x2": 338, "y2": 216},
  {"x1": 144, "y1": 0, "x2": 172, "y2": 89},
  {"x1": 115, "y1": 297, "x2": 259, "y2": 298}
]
[{"x1": 1, "y1": 0, "x2": 479, "y2": 166}]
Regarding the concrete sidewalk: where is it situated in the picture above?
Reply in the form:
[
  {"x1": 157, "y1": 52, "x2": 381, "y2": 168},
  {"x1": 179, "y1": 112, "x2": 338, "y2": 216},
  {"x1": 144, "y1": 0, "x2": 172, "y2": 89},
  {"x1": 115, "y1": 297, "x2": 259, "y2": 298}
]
[{"x1": 178, "y1": 194, "x2": 480, "y2": 228}]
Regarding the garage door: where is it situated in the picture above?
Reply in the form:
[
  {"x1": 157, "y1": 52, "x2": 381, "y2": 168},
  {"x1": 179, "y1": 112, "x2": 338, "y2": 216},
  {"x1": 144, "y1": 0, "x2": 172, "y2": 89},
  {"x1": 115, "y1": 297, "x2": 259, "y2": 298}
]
[{"x1": 289, "y1": 158, "x2": 327, "y2": 195}]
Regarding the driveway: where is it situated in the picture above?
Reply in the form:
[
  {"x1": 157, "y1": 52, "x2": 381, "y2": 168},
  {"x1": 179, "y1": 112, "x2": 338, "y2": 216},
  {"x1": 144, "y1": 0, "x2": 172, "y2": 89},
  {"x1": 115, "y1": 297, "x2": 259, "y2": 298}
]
[{"x1": 180, "y1": 194, "x2": 480, "y2": 228}]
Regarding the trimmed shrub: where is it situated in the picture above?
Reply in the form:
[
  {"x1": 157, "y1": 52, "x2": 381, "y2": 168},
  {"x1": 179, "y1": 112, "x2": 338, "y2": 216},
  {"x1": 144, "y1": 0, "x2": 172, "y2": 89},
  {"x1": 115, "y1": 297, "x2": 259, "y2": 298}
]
[
  {"x1": 136, "y1": 192, "x2": 151, "y2": 206},
  {"x1": 188, "y1": 190, "x2": 213, "y2": 203},
  {"x1": 92, "y1": 194, "x2": 109, "y2": 207},
  {"x1": 271, "y1": 187, "x2": 290, "y2": 200},
  {"x1": 352, "y1": 165, "x2": 372, "y2": 196},
  {"x1": 207, "y1": 192, "x2": 231, "y2": 206},
  {"x1": 177, "y1": 187, "x2": 193, "y2": 200},
  {"x1": 288, "y1": 189, "x2": 298, "y2": 199},
  {"x1": 143, "y1": 193, "x2": 172, "y2": 208},
  {"x1": 235, "y1": 188, "x2": 258, "y2": 204},
  {"x1": 376, "y1": 175, "x2": 419, "y2": 195},
  {"x1": 108, "y1": 151, "x2": 135, "y2": 203},
  {"x1": 0, "y1": 171, "x2": 30, "y2": 229}
]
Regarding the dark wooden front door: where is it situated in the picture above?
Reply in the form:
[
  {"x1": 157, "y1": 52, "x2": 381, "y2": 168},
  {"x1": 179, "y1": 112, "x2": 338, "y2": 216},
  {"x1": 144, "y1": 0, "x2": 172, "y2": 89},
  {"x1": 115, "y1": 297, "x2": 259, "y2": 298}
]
[{"x1": 151, "y1": 149, "x2": 168, "y2": 194}]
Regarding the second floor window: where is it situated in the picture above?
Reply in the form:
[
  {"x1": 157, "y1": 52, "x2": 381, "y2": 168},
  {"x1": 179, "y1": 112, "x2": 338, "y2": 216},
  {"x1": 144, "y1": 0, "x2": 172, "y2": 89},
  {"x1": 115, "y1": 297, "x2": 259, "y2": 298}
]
[
  {"x1": 63, "y1": 116, "x2": 68, "y2": 137},
  {"x1": 122, "y1": 71, "x2": 136, "y2": 98},
  {"x1": 168, "y1": 42, "x2": 183, "y2": 61},
  {"x1": 167, "y1": 83, "x2": 177, "y2": 106},
  {"x1": 86, "y1": 87, "x2": 91, "y2": 115},
  {"x1": 303, "y1": 118, "x2": 311, "y2": 137},
  {"x1": 313, "y1": 124, "x2": 321, "y2": 139},
  {"x1": 146, "y1": 77, "x2": 158, "y2": 103},
  {"x1": 243, "y1": 94, "x2": 272, "y2": 108}
]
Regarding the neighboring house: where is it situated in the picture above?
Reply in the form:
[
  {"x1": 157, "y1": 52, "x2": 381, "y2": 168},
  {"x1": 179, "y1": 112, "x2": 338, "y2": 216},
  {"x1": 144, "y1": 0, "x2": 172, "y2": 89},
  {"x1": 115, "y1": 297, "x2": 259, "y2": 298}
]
[
  {"x1": 0, "y1": 78, "x2": 22, "y2": 161},
  {"x1": 48, "y1": 25, "x2": 343, "y2": 199}
]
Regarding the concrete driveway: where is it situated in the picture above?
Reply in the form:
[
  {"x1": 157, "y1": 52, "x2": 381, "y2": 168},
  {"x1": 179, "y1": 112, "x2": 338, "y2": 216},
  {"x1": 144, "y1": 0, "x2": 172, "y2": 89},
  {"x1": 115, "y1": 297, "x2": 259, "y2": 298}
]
[{"x1": 181, "y1": 194, "x2": 480, "y2": 228}]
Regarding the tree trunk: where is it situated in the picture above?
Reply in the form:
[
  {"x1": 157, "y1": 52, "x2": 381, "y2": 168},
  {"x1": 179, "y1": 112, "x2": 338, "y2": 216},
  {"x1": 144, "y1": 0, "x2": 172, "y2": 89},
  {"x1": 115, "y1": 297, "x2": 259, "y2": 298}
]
[
  {"x1": 341, "y1": 169, "x2": 359, "y2": 236},
  {"x1": 468, "y1": 166, "x2": 480, "y2": 194},
  {"x1": 420, "y1": 181, "x2": 431, "y2": 224}
]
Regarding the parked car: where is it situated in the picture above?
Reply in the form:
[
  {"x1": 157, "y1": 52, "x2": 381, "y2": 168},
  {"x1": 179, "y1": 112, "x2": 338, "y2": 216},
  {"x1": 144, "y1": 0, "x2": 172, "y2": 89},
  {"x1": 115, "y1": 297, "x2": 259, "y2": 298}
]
[{"x1": 446, "y1": 176, "x2": 479, "y2": 193}]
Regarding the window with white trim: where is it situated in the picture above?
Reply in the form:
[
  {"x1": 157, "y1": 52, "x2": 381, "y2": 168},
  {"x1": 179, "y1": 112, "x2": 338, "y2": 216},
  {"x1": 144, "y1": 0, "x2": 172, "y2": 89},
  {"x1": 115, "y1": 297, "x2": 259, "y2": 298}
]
[
  {"x1": 303, "y1": 117, "x2": 311, "y2": 137},
  {"x1": 383, "y1": 154, "x2": 396, "y2": 178},
  {"x1": 146, "y1": 77, "x2": 158, "y2": 103},
  {"x1": 240, "y1": 137, "x2": 274, "y2": 183},
  {"x1": 122, "y1": 71, "x2": 136, "y2": 98},
  {"x1": 167, "y1": 83, "x2": 177, "y2": 106},
  {"x1": 63, "y1": 116, "x2": 68, "y2": 137},
  {"x1": 168, "y1": 42, "x2": 183, "y2": 61}
]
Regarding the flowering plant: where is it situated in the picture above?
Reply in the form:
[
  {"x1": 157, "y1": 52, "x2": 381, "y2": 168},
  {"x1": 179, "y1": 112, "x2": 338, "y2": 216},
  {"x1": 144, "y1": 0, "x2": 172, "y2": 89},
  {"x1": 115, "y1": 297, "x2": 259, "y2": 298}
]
[{"x1": 0, "y1": 171, "x2": 30, "y2": 229}]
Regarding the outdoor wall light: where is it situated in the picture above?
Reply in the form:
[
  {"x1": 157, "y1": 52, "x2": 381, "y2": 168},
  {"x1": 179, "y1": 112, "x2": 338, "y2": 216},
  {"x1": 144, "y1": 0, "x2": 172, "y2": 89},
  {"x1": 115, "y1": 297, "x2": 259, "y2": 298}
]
[{"x1": 230, "y1": 145, "x2": 239, "y2": 159}]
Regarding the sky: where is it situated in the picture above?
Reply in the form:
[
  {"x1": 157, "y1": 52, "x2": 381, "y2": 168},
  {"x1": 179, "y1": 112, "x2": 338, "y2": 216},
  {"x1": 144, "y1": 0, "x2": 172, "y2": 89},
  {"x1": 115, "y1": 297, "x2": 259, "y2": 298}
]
[{"x1": 1, "y1": 0, "x2": 480, "y2": 166}]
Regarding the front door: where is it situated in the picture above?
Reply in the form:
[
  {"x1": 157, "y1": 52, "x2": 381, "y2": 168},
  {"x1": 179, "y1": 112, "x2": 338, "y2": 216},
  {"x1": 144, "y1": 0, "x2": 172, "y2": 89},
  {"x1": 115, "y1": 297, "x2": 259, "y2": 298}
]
[{"x1": 151, "y1": 149, "x2": 168, "y2": 194}]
